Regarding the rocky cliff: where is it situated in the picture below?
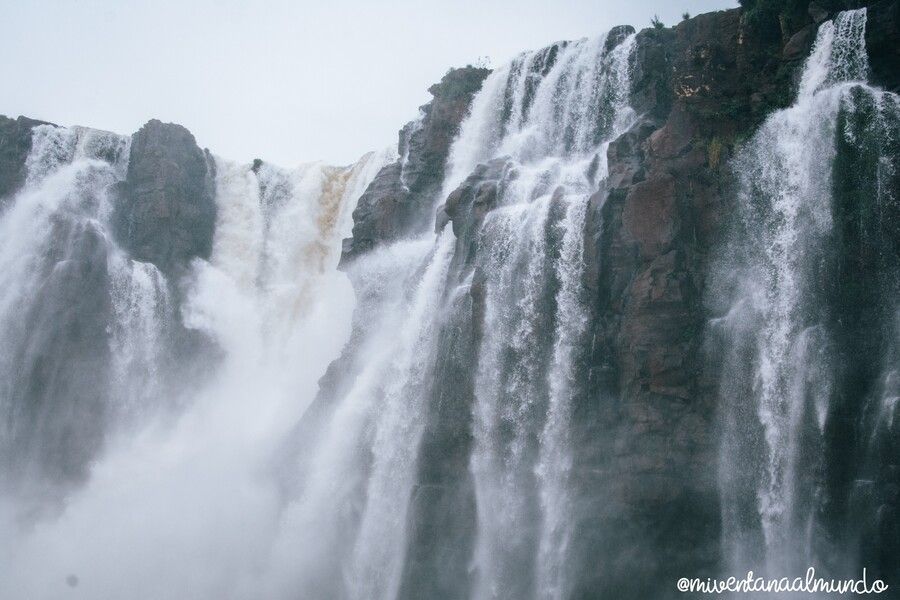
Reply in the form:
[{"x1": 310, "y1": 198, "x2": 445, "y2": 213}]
[
  {"x1": 576, "y1": 7, "x2": 800, "y2": 595},
  {"x1": 0, "y1": 115, "x2": 52, "y2": 205},
  {"x1": 333, "y1": 1, "x2": 900, "y2": 598},
  {"x1": 0, "y1": 117, "x2": 217, "y2": 276},
  {"x1": 113, "y1": 119, "x2": 217, "y2": 275},
  {"x1": 342, "y1": 66, "x2": 489, "y2": 261},
  {"x1": 0, "y1": 117, "x2": 219, "y2": 496},
  {"x1": 1, "y1": 0, "x2": 898, "y2": 597},
  {"x1": 589, "y1": 4, "x2": 898, "y2": 596}
]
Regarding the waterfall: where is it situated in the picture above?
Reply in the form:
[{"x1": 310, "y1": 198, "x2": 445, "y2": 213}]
[
  {"x1": 200, "y1": 153, "x2": 393, "y2": 359},
  {"x1": 108, "y1": 257, "x2": 173, "y2": 415},
  {"x1": 262, "y1": 28, "x2": 637, "y2": 600},
  {"x1": 263, "y1": 233, "x2": 450, "y2": 599},
  {"x1": 8, "y1": 6, "x2": 896, "y2": 597},
  {"x1": 0, "y1": 124, "x2": 172, "y2": 494},
  {"x1": 462, "y1": 31, "x2": 635, "y2": 600},
  {"x1": 712, "y1": 7, "x2": 900, "y2": 579},
  {"x1": 183, "y1": 151, "x2": 397, "y2": 440},
  {"x1": 0, "y1": 131, "x2": 393, "y2": 597}
]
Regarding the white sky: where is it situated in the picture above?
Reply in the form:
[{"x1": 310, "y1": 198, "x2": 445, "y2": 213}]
[{"x1": 1, "y1": 0, "x2": 736, "y2": 166}]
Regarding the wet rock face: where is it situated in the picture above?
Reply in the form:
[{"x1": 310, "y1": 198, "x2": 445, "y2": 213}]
[
  {"x1": 0, "y1": 116, "x2": 114, "y2": 492},
  {"x1": 2, "y1": 220, "x2": 113, "y2": 490},
  {"x1": 605, "y1": 24, "x2": 636, "y2": 53},
  {"x1": 830, "y1": 83, "x2": 900, "y2": 587},
  {"x1": 343, "y1": 66, "x2": 489, "y2": 261},
  {"x1": 579, "y1": 3, "x2": 900, "y2": 597},
  {"x1": 0, "y1": 115, "x2": 53, "y2": 205},
  {"x1": 406, "y1": 66, "x2": 491, "y2": 200},
  {"x1": 342, "y1": 161, "x2": 409, "y2": 261},
  {"x1": 114, "y1": 119, "x2": 216, "y2": 275},
  {"x1": 574, "y1": 7, "x2": 806, "y2": 597},
  {"x1": 866, "y1": 0, "x2": 900, "y2": 91},
  {"x1": 399, "y1": 281, "x2": 480, "y2": 600}
]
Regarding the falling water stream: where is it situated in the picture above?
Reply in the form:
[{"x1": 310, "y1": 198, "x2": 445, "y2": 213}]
[
  {"x1": 458, "y1": 33, "x2": 636, "y2": 600},
  {"x1": 259, "y1": 29, "x2": 638, "y2": 600},
  {"x1": 2, "y1": 9, "x2": 893, "y2": 600},
  {"x1": 713, "y1": 7, "x2": 900, "y2": 583},
  {"x1": 0, "y1": 125, "x2": 393, "y2": 597},
  {"x1": 0, "y1": 28, "x2": 638, "y2": 600}
]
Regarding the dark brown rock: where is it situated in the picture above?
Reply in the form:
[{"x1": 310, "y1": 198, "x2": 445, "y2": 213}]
[
  {"x1": 866, "y1": 0, "x2": 900, "y2": 91},
  {"x1": 0, "y1": 115, "x2": 53, "y2": 205},
  {"x1": 630, "y1": 28, "x2": 675, "y2": 119},
  {"x1": 571, "y1": 7, "x2": 802, "y2": 596},
  {"x1": 783, "y1": 23, "x2": 816, "y2": 61},
  {"x1": 809, "y1": 1, "x2": 831, "y2": 23},
  {"x1": 647, "y1": 105, "x2": 696, "y2": 159},
  {"x1": 605, "y1": 25, "x2": 636, "y2": 53},
  {"x1": 622, "y1": 174, "x2": 678, "y2": 258},
  {"x1": 575, "y1": 4, "x2": 900, "y2": 596},
  {"x1": 342, "y1": 66, "x2": 490, "y2": 262},
  {"x1": 114, "y1": 119, "x2": 216, "y2": 274}
]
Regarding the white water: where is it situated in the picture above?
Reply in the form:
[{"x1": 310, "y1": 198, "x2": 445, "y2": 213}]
[
  {"x1": 0, "y1": 132, "x2": 393, "y2": 598},
  {"x1": 472, "y1": 197, "x2": 555, "y2": 600},
  {"x1": 345, "y1": 227, "x2": 456, "y2": 599},
  {"x1": 252, "y1": 29, "x2": 638, "y2": 600},
  {"x1": 714, "y1": 7, "x2": 900, "y2": 578},
  {"x1": 460, "y1": 32, "x2": 636, "y2": 600},
  {"x1": 0, "y1": 125, "x2": 167, "y2": 482},
  {"x1": 536, "y1": 187, "x2": 592, "y2": 598},
  {"x1": 261, "y1": 232, "x2": 450, "y2": 599},
  {"x1": 108, "y1": 256, "x2": 173, "y2": 415},
  {"x1": 0, "y1": 24, "x2": 652, "y2": 600}
]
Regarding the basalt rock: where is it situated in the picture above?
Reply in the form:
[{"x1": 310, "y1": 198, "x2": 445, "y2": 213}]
[
  {"x1": 572, "y1": 7, "x2": 805, "y2": 598},
  {"x1": 573, "y1": 3, "x2": 900, "y2": 598},
  {"x1": 866, "y1": 0, "x2": 900, "y2": 91},
  {"x1": 342, "y1": 66, "x2": 489, "y2": 262},
  {"x1": 783, "y1": 23, "x2": 817, "y2": 60},
  {"x1": 114, "y1": 119, "x2": 217, "y2": 275},
  {"x1": 605, "y1": 25, "x2": 636, "y2": 53},
  {"x1": 2, "y1": 218, "x2": 113, "y2": 491},
  {"x1": 315, "y1": 4, "x2": 899, "y2": 598},
  {"x1": 0, "y1": 115, "x2": 53, "y2": 206}
]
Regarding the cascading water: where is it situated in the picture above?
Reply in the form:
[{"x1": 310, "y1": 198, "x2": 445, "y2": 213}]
[
  {"x1": 0, "y1": 124, "x2": 173, "y2": 495},
  {"x1": 0, "y1": 124, "x2": 393, "y2": 598},
  {"x1": 201, "y1": 152, "x2": 392, "y2": 360},
  {"x1": 6, "y1": 7, "x2": 894, "y2": 599},
  {"x1": 261, "y1": 29, "x2": 637, "y2": 600},
  {"x1": 712, "y1": 7, "x2": 900, "y2": 582},
  {"x1": 460, "y1": 33, "x2": 635, "y2": 600},
  {"x1": 265, "y1": 226, "x2": 457, "y2": 600}
]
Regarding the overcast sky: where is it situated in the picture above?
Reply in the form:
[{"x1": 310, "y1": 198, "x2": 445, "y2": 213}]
[{"x1": 2, "y1": 0, "x2": 736, "y2": 166}]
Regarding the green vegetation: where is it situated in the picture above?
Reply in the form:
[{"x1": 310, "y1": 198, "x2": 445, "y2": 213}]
[{"x1": 738, "y1": 0, "x2": 807, "y2": 40}]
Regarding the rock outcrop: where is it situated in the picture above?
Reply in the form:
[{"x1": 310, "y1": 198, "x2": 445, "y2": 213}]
[
  {"x1": 5, "y1": 219, "x2": 113, "y2": 487},
  {"x1": 362, "y1": 3, "x2": 900, "y2": 599},
  {"x1": 114, "y1": 119, "x2": 217, "y2": 275},
  {"x1": 342, "y1": 66, "x2": 489, "y2": 261},
  {"x1": 866, "y1": 0, "x2": 900, "y2": 90},
  {"x1": 574, "y1": 3, "x2": 900, "y2": 597},
  {"x1": 576, "y1": 11, "x2": 768, "y2": 594},
  {"x1": 0, "y1": 115, "x2": 52, "y2": 206}
]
